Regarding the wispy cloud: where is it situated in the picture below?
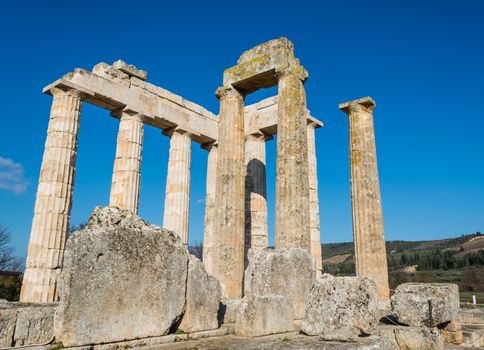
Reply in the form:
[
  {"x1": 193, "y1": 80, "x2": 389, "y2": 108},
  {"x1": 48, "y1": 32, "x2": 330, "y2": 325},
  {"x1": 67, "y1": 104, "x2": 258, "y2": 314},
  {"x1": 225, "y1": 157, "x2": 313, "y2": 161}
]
[
  {"x1": 0, "y1": 157, "x2": 30, "y2": 195},
  {"x1": 196, "y1": 197, "x2": 205, "y2": 204}
]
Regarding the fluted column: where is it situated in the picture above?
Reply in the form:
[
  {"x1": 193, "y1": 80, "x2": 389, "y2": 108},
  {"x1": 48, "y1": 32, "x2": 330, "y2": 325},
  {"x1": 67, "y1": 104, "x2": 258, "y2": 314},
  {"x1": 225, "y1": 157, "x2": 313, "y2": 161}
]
[
  {"x1": 244, "y1": 133, "x2": 268, "y2": 266},
  {"x1": 202, "y1": 142, "x2": 217, "y2": 274},
  {"x1": 109, "y1": 111, "x2": 144, "y2": 214},
  {"x1": 213, "y1": 86, "x2": 245, "y2": 298},
  {"x1": 20, "y1": 88, "x2": 83, "y2": 303},
  {"x1": 307, "y1": 122, "x2": 322, "y2": 274},
  {"x1": 163, "y1": 129, "x2": 192, "y2": 245},
  {"x1": 275, "y1": 68, "x2": 311, "y2": 251},
  {"x1": 339, "y1": 96, "x2": 389, "y2": 299}
]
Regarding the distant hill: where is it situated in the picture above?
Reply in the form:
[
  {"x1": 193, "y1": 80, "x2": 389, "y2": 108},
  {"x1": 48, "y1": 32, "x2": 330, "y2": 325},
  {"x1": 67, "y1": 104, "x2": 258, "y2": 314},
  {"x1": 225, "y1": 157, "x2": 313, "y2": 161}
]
[{"x1": 321, "y1": 232, "x2": 484, "y2": 304}]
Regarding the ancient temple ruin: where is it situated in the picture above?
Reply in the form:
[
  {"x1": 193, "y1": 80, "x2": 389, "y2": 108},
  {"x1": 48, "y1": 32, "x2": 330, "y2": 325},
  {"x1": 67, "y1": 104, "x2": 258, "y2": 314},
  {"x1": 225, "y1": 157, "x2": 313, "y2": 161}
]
[
  {"x1": 21, "y1": 38, "x2": 387, "y2": 303},
  {"x1": 1, "y1": 37, "x2": 476, "y2": 350}
]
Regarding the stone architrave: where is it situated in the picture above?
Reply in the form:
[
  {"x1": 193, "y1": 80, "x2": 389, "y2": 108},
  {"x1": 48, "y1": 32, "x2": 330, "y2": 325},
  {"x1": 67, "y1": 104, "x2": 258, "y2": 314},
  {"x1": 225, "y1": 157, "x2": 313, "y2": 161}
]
[
  {"x1": 20, "y1": 88, "x2": 84, "y2": 303},
  {"x1": 163, "y1": 129, "x2": 192, "y2": 245},
  {"x1": 307, "y1": 122, "x2": 322, "y2": 273},
  {"x1": 212, "y1": 86, "x2": 246, "y2": 299},
  {"x1": 339, "y1": 97, "x2": 390, "y2": 299},
  {"x1": 202, "y1": 142, "x2": 217, "y2": 274},
  {"x1": 109, "y1": 111, "x2": 144, "y2": 214},
  {"x1": 244, "y1": 132, "x2": 268, "y2": 259},
  {"x1": 275, "y1": 68, "x2": 311, "y2": 251}
]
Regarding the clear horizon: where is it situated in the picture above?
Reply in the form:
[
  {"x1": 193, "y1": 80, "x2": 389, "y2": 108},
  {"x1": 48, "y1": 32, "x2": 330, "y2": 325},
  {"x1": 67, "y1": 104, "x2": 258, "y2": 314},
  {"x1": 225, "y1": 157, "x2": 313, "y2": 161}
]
[{"x1": 0, "y1": 0, "x2": 483, "y2": 258}]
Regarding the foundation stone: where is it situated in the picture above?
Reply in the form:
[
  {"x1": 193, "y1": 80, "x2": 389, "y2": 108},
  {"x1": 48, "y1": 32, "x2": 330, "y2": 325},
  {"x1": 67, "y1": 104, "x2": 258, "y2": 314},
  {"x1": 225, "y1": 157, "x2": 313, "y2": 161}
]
[
  {"x1": 55, "y1": 206, "x2": 188, "y2": 347},
  {"x1": 391, "y1": 283, "x2": 460, "y2": 327},
  {"x1": 179, "y1": 255, "x2": 221, "y2": 333},
  {"x1": 244, "y1": 248, "x2": 315, "y2": 320},
  {"x1": 301, "y1": 274, "x2": 379, "y2": 341},
  {"x1": 235, "y1": 294, "x2": 295, "y2": 337}
]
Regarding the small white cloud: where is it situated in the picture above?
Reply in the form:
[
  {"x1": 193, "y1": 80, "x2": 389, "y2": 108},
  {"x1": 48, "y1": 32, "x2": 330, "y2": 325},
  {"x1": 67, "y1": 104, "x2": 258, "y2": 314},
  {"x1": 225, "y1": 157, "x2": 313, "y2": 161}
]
[
  {"x1": 196, "y1": 197, "x2": 205, "y2": 204},
  {"x1": 0, "y1": 157, "x2": 30, "y2": 195}
]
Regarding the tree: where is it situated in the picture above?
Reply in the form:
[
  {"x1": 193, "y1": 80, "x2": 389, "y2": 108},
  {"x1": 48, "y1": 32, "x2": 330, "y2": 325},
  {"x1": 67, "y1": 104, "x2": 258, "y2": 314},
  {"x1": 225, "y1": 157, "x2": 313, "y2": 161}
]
[{"x1": 0, "y1": 225, "x2": 22, "y2": 272}]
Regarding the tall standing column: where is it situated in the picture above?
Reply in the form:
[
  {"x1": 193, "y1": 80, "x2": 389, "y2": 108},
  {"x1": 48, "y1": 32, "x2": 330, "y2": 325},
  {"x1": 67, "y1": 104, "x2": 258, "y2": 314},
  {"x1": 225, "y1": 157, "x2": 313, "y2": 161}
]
[
  {"x1": 202, "y1": 142, "x2": 217, "y2": 274},
  {"x1": 339, "y1": 96, "x2": 389, "y2": 299},
  {"x1": 307, "y1": 122, "x2": 322, "y2": 274},
  {"x1": 244, "y1": 133, "x2": 268, "y2": 262},
  {"x1": 20, "y1": 88, "x2": 83, "y2": 303},
  {"x1": 213, "y1": 86, "x2": 245, "y2": 299},
  {"x1": 275, "y1": 68, "x2": 311, "y2": 251},
  {"x1": 109, "y1": 111, "x2": 144, "y2": 214},
  {"x1": 163, "y1": 129, "x2": 192, "y2": 245}
]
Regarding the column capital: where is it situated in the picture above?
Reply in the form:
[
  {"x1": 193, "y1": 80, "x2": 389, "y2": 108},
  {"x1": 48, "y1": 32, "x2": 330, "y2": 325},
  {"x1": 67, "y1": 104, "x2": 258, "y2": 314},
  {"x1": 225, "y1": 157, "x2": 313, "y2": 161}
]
[
  {"x1": 110, "y1": 107, "x2": 144, "y2": 121},
  {"x1": 339, "y1": 96, "x2": 376, "y2": 115},
  {"x1": 275, "y1": 64, "x2": 308, "y2": 83},
  {"x1": 201, "y1": 141, "x2": 218, "y2": 151},
  {"x1": 43, "y1": 79, "x2": 94, "y2": 100},
  {"x1": 246, "y1": 130, "x2": 273, "y2": 142},
  {"x1": 162, "y1": 126, "x2": 194, "y2": 139},
  {"x1": 215, "y1": 85, "x2": 244, "y2": 100}
]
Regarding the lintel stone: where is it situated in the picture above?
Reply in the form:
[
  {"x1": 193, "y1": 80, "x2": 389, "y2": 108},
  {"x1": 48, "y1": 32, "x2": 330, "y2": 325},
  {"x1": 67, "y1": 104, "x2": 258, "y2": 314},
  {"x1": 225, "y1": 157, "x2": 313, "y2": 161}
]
[{"x1": 112, "y1": 60, "x2": 148, "y2": 81}]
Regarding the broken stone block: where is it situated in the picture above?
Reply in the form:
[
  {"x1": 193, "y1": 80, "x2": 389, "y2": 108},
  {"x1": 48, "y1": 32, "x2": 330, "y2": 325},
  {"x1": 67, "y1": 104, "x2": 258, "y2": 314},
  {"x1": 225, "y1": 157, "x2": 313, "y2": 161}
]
[
  {"x1": 235, "y1": 294, "x2": 294, "y2": 337},
  {"x1": 0, "y1": 307, "x2": 17, "y2": 347},
  {"x1": 218, "y1": 299, "x2": 242, "y2": 324},
  {"x1": 112, "y1": 60, "x2": 148, "y2": 80},
  {"x1": 378, "y1": 325, "x2": 444, "y2": 350},
  {"x1": 244, "y1": 248, "x2": 315, "y2": 320},
  {"x1": 391, "y1": 283, "x2": 460, "y2": 327},
  {"x1": 55, "y1": 206, "x2": 188, "y2": 347},
  {"x1": 0, "y1": 303, "x2": 56, "y2": 347},
  {"x1": 440, "y1": 320, "x2": 464, "y2": 345},
  {"x1": 179, "y1": 255, "x2": 221, "y2": 333},
  {"x1": 14, "y1": 304, "x2": 55, "y2": 346},
  {"x1": 300, "y1": 274, "x2": 379, "y2": 341}
]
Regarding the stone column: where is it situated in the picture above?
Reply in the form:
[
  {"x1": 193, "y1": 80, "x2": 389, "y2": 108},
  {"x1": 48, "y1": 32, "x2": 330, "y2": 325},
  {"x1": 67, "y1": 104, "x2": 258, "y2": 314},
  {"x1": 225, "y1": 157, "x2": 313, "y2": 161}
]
[
  {"x1": 307, "y1": 122, "x2": 322, "y2": 274},
  {"x1": 202, "y1": 142, "x2": 217, "y2": 274},
  {"x1": 109, "y1": 111, "x2": 144, "y2": 214},
  {"x1": 275, "y1": 68, "x2": 311, "y2": 251},
  {"x1": 339, "y1": 96, "x2": 389, "y2": 299},
  {"x1": 213, "y1": 86, "x2": 245, "y2": 299},
  {"x1": 244, "y1": 133, "x2": 268, "y2": 264},
  {"x1": 20, "y1": 88, "x2": 83, "y2": 303},
  {"x1": 163, "y1": 129, "x2": 192, "y2": 245}
]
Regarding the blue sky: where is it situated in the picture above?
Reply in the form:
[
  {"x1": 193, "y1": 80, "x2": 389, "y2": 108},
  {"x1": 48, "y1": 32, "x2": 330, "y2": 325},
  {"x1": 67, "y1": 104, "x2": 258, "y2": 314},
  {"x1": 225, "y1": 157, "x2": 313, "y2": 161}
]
[{"x1": 0, "y1": 0, "x2": 483, "y2": 258}]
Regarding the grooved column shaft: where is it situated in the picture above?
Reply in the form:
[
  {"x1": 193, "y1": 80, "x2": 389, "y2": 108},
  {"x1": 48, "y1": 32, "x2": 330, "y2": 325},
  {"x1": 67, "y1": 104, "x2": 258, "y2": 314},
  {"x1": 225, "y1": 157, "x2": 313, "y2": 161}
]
[
  {"x1": 163, "y1": 130, "x2": 192, "y2": 245},
  {"x1": 109, "y1": 112, "x2": 144, "y2": 214},
  {"x1": 275, "y1": 73, "x2": 311, "y2": 251},
  {"x1": 20, "y1": 89, "x2": 82, "y2": 303},
  {"x1": 345, "y1": 101, "x2": 389, "y2": 299},
  {"x1": 213, "y1": 87, "x2": 245, "y2": 298},
  {"x1": 244, "y1": 134, "x2": 268, "y2": 261},
  {"x1": 202, "y1": 143, "x2": 218, "y2": 274},
  {"x1": 245, "y1": 134, "x2": 268, "y2": 264},
  {"x1": 307, "y1": 123, "x2": 322, "y2": 273}
]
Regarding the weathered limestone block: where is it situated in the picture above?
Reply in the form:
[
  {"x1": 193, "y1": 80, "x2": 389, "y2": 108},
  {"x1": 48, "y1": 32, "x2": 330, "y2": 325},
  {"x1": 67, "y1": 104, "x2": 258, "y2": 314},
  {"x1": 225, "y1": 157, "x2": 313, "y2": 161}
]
[
  {"x1": 0, "y1": 308, "x2": 17, "y2": 346},
  {"x1": 179, "y1": 255, "x2": 221, "y2": 333},
  {"x1": 378, "y1": 325, "x2": 444, "y2": 350},
  {"x1": 218, "y1": 299, "x2": 242, "y2": 324},
  {"x1": 235, "y1": 294, "x2": 295, "y2": 337},
  {"x1": 301, "y1": 274, "x2": 379, "y2": 341},
  {"x1": 55, "y1": 206, "x2": 188, "y2": 347},
  {"x1": 440, "y1": 320, "x2": 464, "y2": 345},
  {"x1": 112, "y1": 60, "x2": 148, "y2": 80},
  {"x1": 391, "y1": 283, "x2": 460, "y2": 327},
  {"x1": 0, "y1": 303, "x2": 56, "y2": 347},
  {"x1": 244, "y1": 248, "x2": 315, "y2": 320}
]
